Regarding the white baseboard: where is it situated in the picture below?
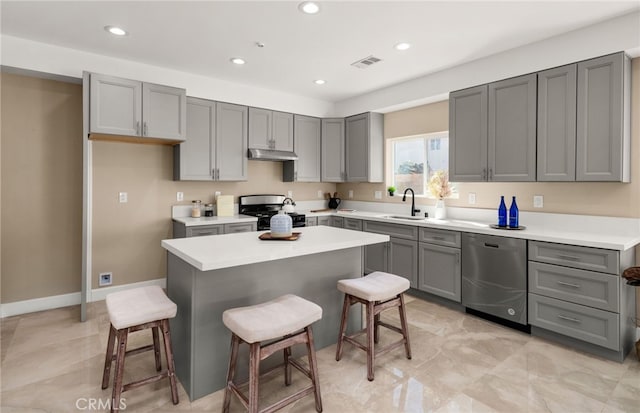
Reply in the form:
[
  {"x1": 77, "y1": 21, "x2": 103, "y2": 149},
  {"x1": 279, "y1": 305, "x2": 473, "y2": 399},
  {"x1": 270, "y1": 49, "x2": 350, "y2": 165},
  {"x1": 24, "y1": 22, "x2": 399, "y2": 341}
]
[
  {"x1": 90, "y1": 278, "x2": 166, "y2": 302},
  {"x1": 0, "y1": 292, "x2": 81, "y2": 318},
  {"x1": 0, "y1": 278, "x2": 166, "y2": 318}
]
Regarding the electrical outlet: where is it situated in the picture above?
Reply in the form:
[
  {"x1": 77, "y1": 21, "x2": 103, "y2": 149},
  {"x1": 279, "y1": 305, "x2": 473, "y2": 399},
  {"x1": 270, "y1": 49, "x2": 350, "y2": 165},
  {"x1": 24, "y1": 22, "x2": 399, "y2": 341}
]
[
  {"x1": 317, "y1": 190, "x2": 323, "y2": 198},
  {"x1": 533, "y1": 195, "x2": 544, "y2": 208},
  {"x1": 99, "y1": 272, "x2": 112, "y2": 286},
  {"x1": 287, "y1": 190, "x2": 293, "y2": 198},
  {"x1": 374, "y1": 191, "x2": 382, "y2": 199},
  {"x1": 348, "y1": 190, "x2": 354, "y2": 198},
  {"x1": 215, "y1": 191, "x2": 221, "y2": 199},
  {"x1": 118, "y1": 192, "x2": 127, "y2": 203},
  {"x1": 468, "y1": 192, "x2": 476, "y2": 205},
  {"x1": 176, "y1": 192, "x2": 184, "y2": 202}
]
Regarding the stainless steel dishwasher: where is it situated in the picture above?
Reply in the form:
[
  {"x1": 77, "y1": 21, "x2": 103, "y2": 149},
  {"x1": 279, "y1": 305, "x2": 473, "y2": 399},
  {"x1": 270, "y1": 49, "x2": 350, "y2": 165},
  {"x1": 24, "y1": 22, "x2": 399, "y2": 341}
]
[{"x1": 462, "y1": 233, "x2": 527, "y2": 326}]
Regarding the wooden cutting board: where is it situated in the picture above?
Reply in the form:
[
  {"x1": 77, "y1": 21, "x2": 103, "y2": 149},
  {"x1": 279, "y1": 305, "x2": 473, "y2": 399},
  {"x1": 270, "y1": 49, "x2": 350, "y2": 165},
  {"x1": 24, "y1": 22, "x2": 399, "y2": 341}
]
[{"x1": 258, "y1": 232, "x2": 301, "y2": 241}]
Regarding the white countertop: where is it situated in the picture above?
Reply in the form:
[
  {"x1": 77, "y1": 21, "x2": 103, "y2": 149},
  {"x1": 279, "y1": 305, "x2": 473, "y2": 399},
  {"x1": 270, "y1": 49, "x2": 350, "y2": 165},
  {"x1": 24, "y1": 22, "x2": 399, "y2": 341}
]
[
  {"x1": 173, "y1": 214, "x2": 257, "y2": 227},
  {"x1": 161, "y1": 225, "x2": 390, "y2": 271}
]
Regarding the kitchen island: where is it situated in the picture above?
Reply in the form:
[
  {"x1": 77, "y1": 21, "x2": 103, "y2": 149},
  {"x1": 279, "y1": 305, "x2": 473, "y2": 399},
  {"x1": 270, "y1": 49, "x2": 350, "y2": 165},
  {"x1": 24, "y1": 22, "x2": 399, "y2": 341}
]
[{"x1": 161, "y1": 225, "x2": 389, "y2": 401}]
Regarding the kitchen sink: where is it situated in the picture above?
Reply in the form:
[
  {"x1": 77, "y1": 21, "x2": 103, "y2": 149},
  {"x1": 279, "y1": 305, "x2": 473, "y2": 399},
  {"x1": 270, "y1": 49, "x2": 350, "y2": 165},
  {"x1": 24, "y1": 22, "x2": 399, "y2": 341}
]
[{"x1": 381, "y1": 215, "x2": 426, "y2": 221}]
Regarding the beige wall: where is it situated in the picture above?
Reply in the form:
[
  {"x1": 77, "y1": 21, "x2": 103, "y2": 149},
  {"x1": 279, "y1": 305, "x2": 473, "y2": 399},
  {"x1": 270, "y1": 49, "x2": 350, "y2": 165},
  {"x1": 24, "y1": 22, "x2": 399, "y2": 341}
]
[
  {"x1": 1, "y1": 73, "x2": 83, "y2": 303},
  {"x1": 338, "y1": 58, "x2": 640, "y2": 219},
  {"x1": 91, "y1": 142, "x2": 337, "y2": 288}
]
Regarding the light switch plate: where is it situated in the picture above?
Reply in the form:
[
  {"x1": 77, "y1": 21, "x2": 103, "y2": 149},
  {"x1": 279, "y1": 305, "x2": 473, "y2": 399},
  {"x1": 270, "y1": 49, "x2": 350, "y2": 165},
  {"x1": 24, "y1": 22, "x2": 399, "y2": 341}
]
[
  {"x1": 533, "y1": 195, "x2": 544, "y2": 208},
  {"x1": 468, "y1": 192, "x2": 476, "y2": 205},
  {"x1": 118, "y1": 192, "x2": 127, "y2": 203},
  {"x1": 176, "y1": 192, "x2": 184, "y2": 202},
  {"x1": 348, "y1": 190, "x2": 354, "y2": 198},
  {"x1": 287, "y1": 190, "x2": 293, "y2": 198},
  {"x1": 317, "y1": 190, "x2": 323, "y2": 198}
]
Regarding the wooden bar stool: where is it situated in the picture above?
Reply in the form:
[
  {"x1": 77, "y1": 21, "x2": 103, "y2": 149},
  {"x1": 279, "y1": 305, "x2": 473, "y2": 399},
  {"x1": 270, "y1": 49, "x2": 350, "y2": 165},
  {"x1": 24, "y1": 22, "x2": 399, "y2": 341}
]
[
  {"x1": 101, "y1": 286, "x2": 179, "y2": 413},
  {"x1": 222, "y1": 294, "x2": 323, "y2": 413},
  {"x1": 335, "y1": 271, "x2": 412, "y2": 381}
]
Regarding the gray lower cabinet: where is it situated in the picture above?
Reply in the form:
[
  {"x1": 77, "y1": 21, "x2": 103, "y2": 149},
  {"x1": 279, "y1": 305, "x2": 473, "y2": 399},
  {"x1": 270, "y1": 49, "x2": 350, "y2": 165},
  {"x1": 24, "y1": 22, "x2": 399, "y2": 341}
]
[
  {"x1": 173, "y1": 221, "x2": 256, "y2": 238},
  {"x1": 343, "y1": 218, "x2": 362, "y2": 231},
  {"x1": 174, "y1": 99, "x2": 248, "y2": 181},
  {"x1": 345, "y1": 112, "x2": 383, "y2": 183},
  {"x1": 418, "y1": 228, "x2": 461, "y2": 302},
  {"x1": 576, "y1": 53, "x2": 630, "y2": 182},
  {"x1": 305, "y1": 217, "x2": 318, "y2": 226},
  {"x1": 528, "y1": 240, "x2": 635, "y2": 360},
  {"x1": 248, "y1": 108, "x2": 294, "y2": 151},
  {"x1": 283, "y1": 115, "x2": 321, "y2": 182},
  {"x1": 317, "y1": 216, "x2": 331, "y2": 226},
  {"x1": 321, "y1": 118, "x2": 346, "y2": 182},
  {"x1": 89, "y1": 73, "x2": 186, "y2": 141},
  {"x1": 449, "y1": 85, "x2": 488, "y2": 182},
  {"x1": 330, "y1": 216, "x2": 344, "y2": 228},
  {"x1": 362, "y1": 220, "x2": 418, "y2": 287},
  {"x1": 488, "y1": 73, "x2": 537, "y2": 181},
  {"x1": 537, "y1": 64, "x2": 577, "y2": 181}
]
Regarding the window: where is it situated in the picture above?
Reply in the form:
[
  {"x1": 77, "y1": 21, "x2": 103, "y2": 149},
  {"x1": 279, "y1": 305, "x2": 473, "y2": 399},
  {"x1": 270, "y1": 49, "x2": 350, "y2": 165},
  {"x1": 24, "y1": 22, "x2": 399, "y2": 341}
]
[{"x1": 389, "y1": 131, "x2": 449, "y2": 196}]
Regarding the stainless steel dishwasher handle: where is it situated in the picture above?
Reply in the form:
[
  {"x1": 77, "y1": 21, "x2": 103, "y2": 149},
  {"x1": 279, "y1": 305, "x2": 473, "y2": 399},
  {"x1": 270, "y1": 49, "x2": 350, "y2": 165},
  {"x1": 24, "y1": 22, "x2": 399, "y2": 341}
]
[{"x1": 484, "y1": 243, "x2": 500, "y2": 248}]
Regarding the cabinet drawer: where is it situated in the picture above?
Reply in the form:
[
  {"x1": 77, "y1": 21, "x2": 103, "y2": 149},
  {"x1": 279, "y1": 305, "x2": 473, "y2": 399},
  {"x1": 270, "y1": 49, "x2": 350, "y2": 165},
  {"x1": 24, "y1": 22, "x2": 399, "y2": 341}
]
[
  {"x1": 528, "y1": 294, "x2": 619, "y2": 350},
  {"x1": 343, "y1": 218, "x2": 363, "y2": 231},
  {"x1": 317, "y1": 216, "x2": 331, "y2": 226},
  {"x1": 363, "y1": 220, "x2": 418, "y2": 240},
  {"x1": 419, "y1": 228, "x2": 460, "y2": 248},
  {"x1": 187, "y1": 225, "x2": 223, "y2": 237},
  {"x1": 224, "y1": 222, "x2": 256, "y2": 234},
  {"x1": 331, "y1": 216, "x2": 344, "y2": 228},
  {"x1": 528, "y1": 262, "x2": 619, "y2": 312},
  {"x1": 529, "y1": 241, "x2": 619, "y2": 274},
  {"x1": 305, "y1": 217, "x2": 318, "y2": 226}
]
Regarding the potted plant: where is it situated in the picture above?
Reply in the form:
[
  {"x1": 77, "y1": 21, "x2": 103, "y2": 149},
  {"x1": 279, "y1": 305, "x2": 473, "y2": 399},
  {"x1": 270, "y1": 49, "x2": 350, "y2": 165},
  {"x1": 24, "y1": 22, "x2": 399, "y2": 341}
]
[{"x1": 387, "y1": 186, "x2": 396, "y2": 196}]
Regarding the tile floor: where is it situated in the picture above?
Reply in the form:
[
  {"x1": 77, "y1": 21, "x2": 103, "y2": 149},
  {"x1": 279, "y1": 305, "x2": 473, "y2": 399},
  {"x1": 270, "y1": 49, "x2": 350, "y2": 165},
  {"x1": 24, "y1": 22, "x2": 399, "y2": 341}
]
[{"x1": 1, "y1": 295, "x2": 639, "y2": 412}]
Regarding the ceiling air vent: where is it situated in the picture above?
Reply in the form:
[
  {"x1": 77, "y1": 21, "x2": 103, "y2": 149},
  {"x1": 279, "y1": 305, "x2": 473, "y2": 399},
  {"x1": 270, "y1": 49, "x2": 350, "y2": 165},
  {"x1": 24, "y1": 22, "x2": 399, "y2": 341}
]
[{"x1": 351, "y1": 55, "x2": 383, "y2": 69}]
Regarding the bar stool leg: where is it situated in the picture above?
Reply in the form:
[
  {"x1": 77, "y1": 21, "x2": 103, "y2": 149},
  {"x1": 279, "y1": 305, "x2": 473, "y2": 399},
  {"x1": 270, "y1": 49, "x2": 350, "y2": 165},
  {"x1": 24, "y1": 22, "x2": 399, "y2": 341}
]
[
  {"x1": 223, "y1": 334, "x2": 240, "y2": 413},
  {"x1": 398, "y1": 294, "x2": 412, "y2": 359},
  {"x1": 152, "y1": 326, "x2": 162, "y2": 372},
  {"x1": 111, "y1": 329, "x2": 129, "y2": 413},
  {"x1": 284, "y1": 346, "x2": 292, "y2": 386},
  {"x1": 366, "y1": 300, "x2": 375, "y2": 381},
  {"x1": 101, "y1": 324, "x2": 116, "y2": 389},
  {"x1": 160, "y1": 319, "x2": 179, "y2": 405},
  {"x1": 335, "y1": 294, "x2": 350, "y2": 361},
  {"x1": 374, "y1": 312, "x2": 380, "y2": 344},
  {"x1": 248, "y1": 342, "x2": 261, "y2": 413},
  {"x1": 305, "y1": 326, "x2": 323, "y2": 413}
]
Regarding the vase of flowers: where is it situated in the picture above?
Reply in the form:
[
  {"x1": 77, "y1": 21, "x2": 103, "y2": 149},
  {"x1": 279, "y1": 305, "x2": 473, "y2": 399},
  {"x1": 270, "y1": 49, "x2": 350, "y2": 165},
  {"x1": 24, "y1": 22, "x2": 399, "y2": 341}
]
[{"x1": 428, "y1": 170, "x2": 453, "y2": 219}]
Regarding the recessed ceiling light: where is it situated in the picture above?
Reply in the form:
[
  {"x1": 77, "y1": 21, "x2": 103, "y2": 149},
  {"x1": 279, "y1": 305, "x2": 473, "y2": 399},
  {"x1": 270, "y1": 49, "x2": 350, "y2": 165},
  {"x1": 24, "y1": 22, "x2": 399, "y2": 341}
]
[
  {"x1": 395, "y1": 42, "x2": 411, "y2": 51},
  {"x1": 104, "y1": 26, "x2": 127, "y2": 36},
  {"x1": 299, "y1": 1, "x2": 320, "y2": 14},
  {"x1": 230, "y1": 57, "x2": 246, "y2": 65},
  {"x1": 314, "y1": 79, "x2": 326, "y2": 85}
]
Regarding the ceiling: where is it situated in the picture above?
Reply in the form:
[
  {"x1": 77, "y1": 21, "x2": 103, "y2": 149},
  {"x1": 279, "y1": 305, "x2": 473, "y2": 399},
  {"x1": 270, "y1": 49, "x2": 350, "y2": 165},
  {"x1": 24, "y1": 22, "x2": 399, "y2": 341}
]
[{"x1": 2, "y1": 1, "x2": 639, "y2": 103}]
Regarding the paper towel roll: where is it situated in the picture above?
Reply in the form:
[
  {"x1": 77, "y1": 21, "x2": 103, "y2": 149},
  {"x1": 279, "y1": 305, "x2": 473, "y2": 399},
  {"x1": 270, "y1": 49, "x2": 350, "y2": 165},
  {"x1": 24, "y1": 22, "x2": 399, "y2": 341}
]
[{"x1": 216, "y1": 195, "x2": 234, "y2": 216}]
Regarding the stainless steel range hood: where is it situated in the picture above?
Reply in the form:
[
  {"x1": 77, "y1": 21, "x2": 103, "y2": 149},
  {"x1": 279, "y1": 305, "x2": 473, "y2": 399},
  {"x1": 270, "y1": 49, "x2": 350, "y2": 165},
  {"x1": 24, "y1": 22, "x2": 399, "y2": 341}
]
[{"x1": 248, "y1": 148, "x2": 298, "y2": 161}]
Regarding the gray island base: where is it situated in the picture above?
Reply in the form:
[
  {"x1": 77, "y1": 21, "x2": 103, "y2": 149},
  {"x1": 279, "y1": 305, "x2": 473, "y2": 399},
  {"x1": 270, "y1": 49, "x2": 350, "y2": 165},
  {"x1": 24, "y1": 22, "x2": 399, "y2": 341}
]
[{"x1": 163, "y1": 226, "x2": 389, "y2": 401}]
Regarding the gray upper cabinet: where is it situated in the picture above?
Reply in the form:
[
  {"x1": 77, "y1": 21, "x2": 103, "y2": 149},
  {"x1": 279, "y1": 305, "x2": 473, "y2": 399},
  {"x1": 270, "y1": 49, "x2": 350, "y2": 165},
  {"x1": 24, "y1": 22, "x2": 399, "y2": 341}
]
[
  {"x1": 283, "y1": 115, "x2": 321, "y2": 182},
  {"x1": 174, "y1": 99, "x2": 247, "y2": 181},
  {"x1": 89, "y1": 73, "x2": 186, "y2": 141},
  {"x1": 576, "y1": 53, "x2": 630, "y2": 182},
  {"x1": 248, "y1": 108, "x2": 294, "y2": 151},
  {"x1": 537, "y1": 64, "x2": 577, "y2": 181},
  {"x1": 449, "y1": 85, "x2": 488, "y2": 182},
  {"x1": 488, "y1": 73, "x2": 537, "y2": 182},
  {"x1": 321, "y1": 118, "x2": 346, "y2": 182},
  {"x1": 345, "y1": 112, "x2": 384, "y2": 183}
]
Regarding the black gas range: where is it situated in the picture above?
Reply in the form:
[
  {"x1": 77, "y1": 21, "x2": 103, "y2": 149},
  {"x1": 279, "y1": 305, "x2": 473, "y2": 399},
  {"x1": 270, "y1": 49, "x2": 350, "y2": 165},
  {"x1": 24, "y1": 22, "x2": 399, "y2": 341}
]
[{"x1": 239, "y1": 194, "x2": 306, "y2": 231}]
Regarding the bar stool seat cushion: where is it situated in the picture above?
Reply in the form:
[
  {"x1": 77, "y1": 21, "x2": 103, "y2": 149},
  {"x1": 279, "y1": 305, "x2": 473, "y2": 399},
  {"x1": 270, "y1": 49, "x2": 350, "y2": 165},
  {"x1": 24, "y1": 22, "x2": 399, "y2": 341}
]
[
  {"x1": 106, "y1": 286, "x2": 177, "y2": 330},
  {"x1": 337, "y1": 271, "x2": 410, "y2": 302},
  {"x1": 223, "y1": 294, "x2": 322, "y2": 343}
]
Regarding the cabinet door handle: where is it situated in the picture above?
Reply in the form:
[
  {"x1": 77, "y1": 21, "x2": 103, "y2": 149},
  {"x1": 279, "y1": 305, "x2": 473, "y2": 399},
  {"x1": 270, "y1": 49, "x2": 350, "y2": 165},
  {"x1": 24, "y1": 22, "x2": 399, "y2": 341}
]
[
  {"x1": 212, "y1": 168, "x2": 216, "y2": 179},
  {"x1": 456, "y1": 252, "x2": 460, "y2": 264},
  {"x1": 431, "y1": 236, "x2": 445, "y2": 241},
  {"x1": 488, "y1": 168, "x2": 493, "y2": 181},
  {"x1": 556, "y1": 254, "x2": 581, "y2": 262},
  {"x1": 482, "y1": 168, "x2": 487, "y2": 180},
  {"x1": 136, "y1": 121, "x2": 140, "y2": 136},
  {"x1": 143, "y1": 122, "x2": 148, "y2": 136},
  {"x1": 217, "y1": 169, "x2": 220, "y2": 180},
  {"x1": 294, "y1": 171, "x2": 298, "y2": 181},
  {"x1": 557, "y1": 281, "x2": 580, "y2": 288},
  {"x1": 557, "y1": 315, "x2": 581, "y2": 323}
]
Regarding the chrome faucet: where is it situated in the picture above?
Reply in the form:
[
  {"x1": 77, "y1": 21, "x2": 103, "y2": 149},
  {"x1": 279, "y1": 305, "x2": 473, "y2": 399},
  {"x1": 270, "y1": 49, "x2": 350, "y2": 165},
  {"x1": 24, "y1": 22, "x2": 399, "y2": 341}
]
[{"x1": 402, "y1": 188, "x2": 420, "y2": 216}]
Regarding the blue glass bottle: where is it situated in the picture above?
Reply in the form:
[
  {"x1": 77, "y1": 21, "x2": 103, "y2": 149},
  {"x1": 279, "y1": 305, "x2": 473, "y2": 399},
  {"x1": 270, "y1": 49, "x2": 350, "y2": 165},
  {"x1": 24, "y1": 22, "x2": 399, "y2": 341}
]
[
  {"x1": 509, "y1": 196, "x2": 519, "y2": 228},
  {"x1": 498, "y1": 196, "x2": 507, "y2": 227}
]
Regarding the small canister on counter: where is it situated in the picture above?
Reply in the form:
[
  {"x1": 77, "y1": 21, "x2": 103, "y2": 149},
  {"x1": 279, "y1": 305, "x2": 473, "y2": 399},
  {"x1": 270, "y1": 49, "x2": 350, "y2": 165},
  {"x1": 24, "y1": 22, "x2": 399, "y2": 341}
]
[
  {"x1": 191, "y1": 200, "x2": 202, "y2": 218},
  {"x1": 204, "y1": 203, "x2": 214, "y2": 217}
]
